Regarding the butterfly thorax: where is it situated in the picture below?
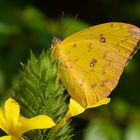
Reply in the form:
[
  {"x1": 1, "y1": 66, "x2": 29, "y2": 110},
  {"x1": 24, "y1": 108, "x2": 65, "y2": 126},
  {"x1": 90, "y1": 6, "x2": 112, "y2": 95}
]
[
  {"x1": 52, "y1": 37, "x2": 71, "y2": 67},
  {"x1": 51, "y1": 37, "x2": 62, "y2": 59},
  {"x1": 51, "y1": 37, "x2": 74, "y2": 73}
]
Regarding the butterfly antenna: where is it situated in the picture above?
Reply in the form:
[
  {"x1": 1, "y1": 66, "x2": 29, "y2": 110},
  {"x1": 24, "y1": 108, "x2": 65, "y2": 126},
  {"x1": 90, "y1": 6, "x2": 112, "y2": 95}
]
[
  {"x1": 61, "y1": 13, "x2": 78, "y2": 38},
  {"x1": 60, "y1": 11, "x2": 64, "y2": 26},
  {"x1": 57, "y1": 11, "x2": 65, "y2": 37}
]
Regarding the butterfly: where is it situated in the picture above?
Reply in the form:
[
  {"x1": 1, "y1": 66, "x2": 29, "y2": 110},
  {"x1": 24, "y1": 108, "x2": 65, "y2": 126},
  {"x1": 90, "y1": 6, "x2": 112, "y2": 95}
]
[{"x1": 52, "y1": 22, "x2": 140, "y2": 108}]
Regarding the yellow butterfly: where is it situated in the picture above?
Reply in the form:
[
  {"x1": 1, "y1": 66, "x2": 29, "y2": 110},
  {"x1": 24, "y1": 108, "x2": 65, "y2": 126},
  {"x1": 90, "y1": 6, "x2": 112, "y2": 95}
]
[{"x1": 52, "y1": 22, "x2": 140, "y2": 108}]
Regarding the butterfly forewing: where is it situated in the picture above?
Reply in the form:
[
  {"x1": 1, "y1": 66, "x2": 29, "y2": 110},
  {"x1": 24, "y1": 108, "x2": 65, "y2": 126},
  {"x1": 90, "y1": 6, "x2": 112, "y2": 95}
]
[{"x1": 53, "y1": 22, "x2": 140, "y2": 107}]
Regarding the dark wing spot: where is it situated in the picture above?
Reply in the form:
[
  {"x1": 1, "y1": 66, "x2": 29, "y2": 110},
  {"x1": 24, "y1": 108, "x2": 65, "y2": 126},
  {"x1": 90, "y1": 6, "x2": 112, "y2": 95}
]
[
  {"x1": 73, "y1": 58, "x2": 79, "y2": 62},
  {"x1": 80, "y1": 83, "x2": 83, "y2": 87},
  {"x1": 100, "y1": 80, "x2": 107, "y2": 87},
  {"x1": 88, "y1": 43, "x2": 93, "y2": 52},
  {"x1": 120, "y1": 24, "x2": 126, "y2": 29},
  {"x1": 100, "y1": 34, "x2": 106, "y2": 43},
  {"x1": 90, "y1": 63, "x2": 94, "y2": 67},
  {"x1": 100, "y1": 82, "x2": 105, "y2": 87},
  {"x1": 102, "y1": 69, "x2": 106, "y2": 74},
  {"x1": 92, "y1": 59, "x2": 97, "y2": 63},
  {"x1": 64, "y1": 63, "x2": 72, "y2": 69},
  {"x1": 88, "y1": 43, "x2": 93, "y2": 49},
  {"x1": 64, "y1": 65, "x2": 68, "y2": 69},
  {"x1": 110, "y1": 23, "x2": 114, "y2": 28},
  {"x1": 90, "y1": 59, "x2": 97, "y2": 67},
  {"x1": 91, "y1": 84, "x2": 96, "y2": 88},
  {"x1": 73, "y1": 43, "x2": 77, "y2": 47}
]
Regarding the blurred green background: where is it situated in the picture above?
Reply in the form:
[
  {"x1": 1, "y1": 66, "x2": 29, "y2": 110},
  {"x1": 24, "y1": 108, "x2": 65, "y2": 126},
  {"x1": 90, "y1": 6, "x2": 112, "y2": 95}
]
[{"x1": 0, "y1": 0, "x2": 140, "y2": 139}]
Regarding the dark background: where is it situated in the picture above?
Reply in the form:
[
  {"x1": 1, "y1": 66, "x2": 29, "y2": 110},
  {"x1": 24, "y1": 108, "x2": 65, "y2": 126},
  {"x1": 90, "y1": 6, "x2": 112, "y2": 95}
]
[
  {"x1": 0, "y1": 0, "x2": 140, "y2": 139},
  {"x1": 2, "y1": 0, "x2": 140, "y2": 25},
  {"x1": 32, "y1": 0, "x2": 140, "y2": 25}
]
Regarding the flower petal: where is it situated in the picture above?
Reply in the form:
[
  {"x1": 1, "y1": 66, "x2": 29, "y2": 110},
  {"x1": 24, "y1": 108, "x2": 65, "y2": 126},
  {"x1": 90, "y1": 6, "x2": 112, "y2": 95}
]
[
  {"x1": 0, "y1": 108, "x2": 8, "y2": 134},
  {"x1": 5, "y1": 98, "x2": 20, "y2": 127},
  {"x1": 0, "y1": 136, "x2": 11, "y2": 140},
  {"x1": 88, "y1": 98, "x2": 111, "y2": 108},
  {"x1": 66, "y1": 98, "x2": 85, "y2": 119},
  {"x1": 19, "y1": 115, "x2": 56, "y2": 134}
]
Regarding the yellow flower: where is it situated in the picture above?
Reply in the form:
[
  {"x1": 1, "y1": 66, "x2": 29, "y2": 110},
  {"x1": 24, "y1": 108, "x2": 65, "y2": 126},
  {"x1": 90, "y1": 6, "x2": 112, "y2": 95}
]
[{"x1": 0, "y1": 98, "x2": 56, "y2": 140}]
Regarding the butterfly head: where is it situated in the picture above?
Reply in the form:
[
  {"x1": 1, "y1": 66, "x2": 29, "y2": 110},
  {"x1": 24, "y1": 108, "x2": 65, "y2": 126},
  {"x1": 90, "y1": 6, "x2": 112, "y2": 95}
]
[
  {"x1": 51, "y1": 37, "x2": 62, "y2": 59},
  {"x1": 52, "y1": 37, "x2": 62, "y2": 47}
]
